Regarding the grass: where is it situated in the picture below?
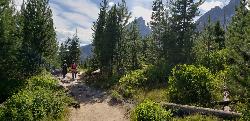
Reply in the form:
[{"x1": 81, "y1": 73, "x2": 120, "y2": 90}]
[{"x1": 133, "y1": 88, "x2": 169, "y2": 103}]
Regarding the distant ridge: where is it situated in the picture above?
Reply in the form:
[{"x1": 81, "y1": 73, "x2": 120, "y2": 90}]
[{"x1": 196, "y1": 0, "x2": 240, "y2": 31}]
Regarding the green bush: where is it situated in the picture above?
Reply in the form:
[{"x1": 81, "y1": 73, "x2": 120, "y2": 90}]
[
  {"x1": 86, "y1": 73, "x2": 119, "y2": 89},
  {"x1": 168, "y1": 64, "x2": 222, "y2": 106},
  {"x1": 0, "y1": 79, "x2": 25, "y2": 103},
  {"x1": 26, "y1": 73, "x2": 58, "y2": 91},
  {"x1": 111, "y1": 90, "x2": 123, "y2": 101},
  {"x1": 119, "y1": 69, "x2": 146, "y2": 98},
  {"x1": 0, "y1": 106, "x2": 4, "y2": 119},
  {"x1": 118, "y1": 65, "x2": 169, "y2": 98},
  {"x1": 0, "y1": 74, "x2": 72, "y2": 121},
  {"x1": 0, "y1": 87, "x2": 70, "y2": 121},
  {"x1": 144, "y1": 64, "x2": 170, "y2": 85},
  {"x1": 131, "y1": 100, "x2": 172, "y2": 121}
]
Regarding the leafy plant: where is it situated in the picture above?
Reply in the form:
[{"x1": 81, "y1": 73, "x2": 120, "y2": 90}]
[
  {"x1": 131, "y1": 100, "x2": 172, "y2": 121},
  {"x1": 26, "y1": 73, "x2": 58, "y2": 91},
  {"x1": 0, "y1": 87, "x2": 71, "y2": 121},
  {"x1": 110, "y1": 90, "x2": 123, "y2": 103},
  {"x1": 168, "y1": 64, "x2": 222, "y2": 106},
  {"x1": 118, "y1": 64, "x2": 169, "y2": 98},
  {"x1": 119, "y1": 69, "x2": 146, "y2": 98},
  {"x1": 0, "y1": 79, "x2": 25, "y2": 103},
  {"x1": 0, "y1": 74, "x2": 72, "y2": 121}
]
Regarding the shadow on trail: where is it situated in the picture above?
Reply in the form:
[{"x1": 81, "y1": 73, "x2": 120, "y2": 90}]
[
  {"x1": 67, "y1": 83, "x2": 109, "y2": 105},
  {"x1": 59, "y1": 72, "x2": 124, "y2": 106}
]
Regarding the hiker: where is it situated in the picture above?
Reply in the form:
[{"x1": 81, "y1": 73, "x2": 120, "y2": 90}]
[
  {"x1": 62, "y1": 60, "x2": 67, "y2": 79},
  {"x1": 71, "y1": 61, "x2": 77, "y2": 80}
]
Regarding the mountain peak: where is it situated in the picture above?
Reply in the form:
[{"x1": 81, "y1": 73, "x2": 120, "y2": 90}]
[
  {"x1": 196, "y1": 0, "x2": 240, "y2": 31},
  {"x1": 129, "y1": 17, "x2": 151, "y2": 38}
]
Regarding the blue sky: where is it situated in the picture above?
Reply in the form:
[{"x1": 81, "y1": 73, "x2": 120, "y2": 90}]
[{"x1": 14, "y1": 0, "x2": 231, "y2": 45}]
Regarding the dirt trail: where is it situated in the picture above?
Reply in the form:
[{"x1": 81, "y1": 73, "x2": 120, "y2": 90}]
[{"x1": 58, "y1": 73, "x2": 129, "y2": 121}]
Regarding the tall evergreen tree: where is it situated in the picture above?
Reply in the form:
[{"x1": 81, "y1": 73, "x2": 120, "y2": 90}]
[
  {"x1": 103, "y1": 5, "x2": 119, "y2": 74},
  {"x1": 68, "y1": 34, "x2": 81, "y2": 64},
  {"x1": 92, "y1": 0, "x2": 108, "y2": 72},
  {"x1": 0, "y1": 0, "x2": 25, "y2": 102},
  {"x1": 213, "y1": 21, "x2": 225, "y2": 50},
  {"x1": 0, "y1": 0, "x2": 21, "y2": 80},
  {"x1": 128, "y1": 19, "x2": 141, "y2": 70},
  {"x1": 150, "y1": 0, "x2": 165, "y2": 64},
  {"x1": 168, "y1": 0, "x2": 202, "y2": 66},
  {"x1": 115, "y1": 0, "x2": 131, "y2": 73},
  {"x1": 161, "y1": 0, "x2": 171, "y2": 63},
  {"x1": 59, "y1": 43, "x2": 68, "y2": 64},
  {"x1": 193, "y1": 17, "x2": 223, "y2": 70},
  {"x1": 20, "y1": 0, "x2": 58, "y2": 76},
  {"x1": 225, "y1": 0, "x2": 250, "y2": 95}
]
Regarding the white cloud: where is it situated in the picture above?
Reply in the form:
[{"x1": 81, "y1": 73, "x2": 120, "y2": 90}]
[
  {"x1": 199, "y1": 0, "x2": 228, "y2": 12},
  {"x1": 108, "y1": 2, "x2": 115, "y2": 7},
  {"x1": 131, "y1": 6, "x2": 152, "y2": 23},
  {"x1": 12, "y1": 0, "x2": 24, "y2": 11},
  {"x1": 50, "y1": 0, "x2": 99, "y2": 45}
]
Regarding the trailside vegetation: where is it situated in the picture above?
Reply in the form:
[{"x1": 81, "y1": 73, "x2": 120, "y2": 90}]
[{"x1": 87, "y1": 0, "x2": 250, "y2": 120}]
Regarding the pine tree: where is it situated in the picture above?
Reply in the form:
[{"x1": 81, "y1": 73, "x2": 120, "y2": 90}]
[
  {"x1": 115, "y1": 0, "x2": 131, "y2": 73},
  {"x1": 20, "y1": 0, "x2": 58, "y2": 76},
  {"x1": 225, "y1": 0, "x2": 250, "y2": 92},
  {"x1": 0, "y1": 0, "x2": 21, "y2": 80},
  {"x1": 68, "y1": 34, "x2": 81, "y2": 64},
  {"x1": 226, "y1": 0, "x2": 248, "y2": 50},
  {"x1": 0, "y1": 0, "x2": 25, "y2": 101},
  {"x1": 103, "y1": 5, "x2": 119, "y2": 74},
  {"x1": 169, "y1": 0, "x2": 202, "y2": 66},
  {"x1": 59, "y1": 43, "x2": 68, "y2": 64},
  {"x1": 161, "y1": 0, "x2": 171, "y2": 63},
  {"x1": 193, "y1": 17, "x2": 222, "y2": 70},
  {"x1": 213, "y1": 21, "x2": 225, "y2": 50},
  {"x1": 150, "y1": 0, "x2": 165, "y2": 64},
  {"x1": 128, "y1": 19, "x2": 141, "y2": 70},
  {"x1": 92, "y1": 0, "x2": 108, "y2": 71}
]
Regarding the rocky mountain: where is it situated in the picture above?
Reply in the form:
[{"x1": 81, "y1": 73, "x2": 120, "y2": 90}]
[
  {"x1": 130, "y1": 17, "x2": 151, "y2": 37},
  {"x1": 80, "y1": 44, "x2": 93, "y2": 60},
  {"x1": 196, "y1": 0, "x2": 240, "y2": 31},
  {"x1": 80, "y1": 17, "x2": 151, "y2": 61}
]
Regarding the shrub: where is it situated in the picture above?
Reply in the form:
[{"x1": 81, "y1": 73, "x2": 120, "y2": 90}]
[
  {"x1": 111, "y1": 90, "x2": 122, "y2": 101},
  {"x1": 0, "y1": 79, "x2": 25, "y2": 103},
  {"x1": 131, "y1": 100, "x2": 172, "y2": 121},
  {"x1": 168, "y1": 64, "x2": 221, "y2": 106},
  {"x1": 0, "y1": 106, "x2": 4, "y2": 119},
  {"x1": 0, "y1": 73, "x2": 72, "y2": 121},
  {"x1": 86, "y1": 73, "x2": 119, "y2": 89},
  {"x1": 144, "y1": 64, "x2": 170, "y2": 85},
  {"x1": 119, "y1": 69, "x2": 146, "y2": 98},
  {"x1": 0, "y1": 87, "x2": 71, "y2": 121},
  {"x1": 235, "y1": 102, "x2": 250, "y2": 121},
  {"x1": 118, "y1": 65, "x2": 169, "y2": 98},
  {"x1": 26, "y1": 73, "x2": 58, "y2": 91}
]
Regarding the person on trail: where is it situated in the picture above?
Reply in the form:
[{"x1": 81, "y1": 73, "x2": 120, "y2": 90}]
[
  {"x1": 71, "y1": 61, "x2": 77, "y2": 80},
  {"x1": 62, "y1": 60, "x2": 67, "y2": 79}
]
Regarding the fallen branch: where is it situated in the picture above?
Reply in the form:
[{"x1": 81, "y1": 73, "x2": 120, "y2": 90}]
[{"x1": 161, "y1": 102, "x2": 241, "y2": 119}]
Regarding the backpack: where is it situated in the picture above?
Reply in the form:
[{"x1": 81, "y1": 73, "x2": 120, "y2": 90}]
[{"x1": 71, "y1": 64, "x2": 77, "y2": 69}]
